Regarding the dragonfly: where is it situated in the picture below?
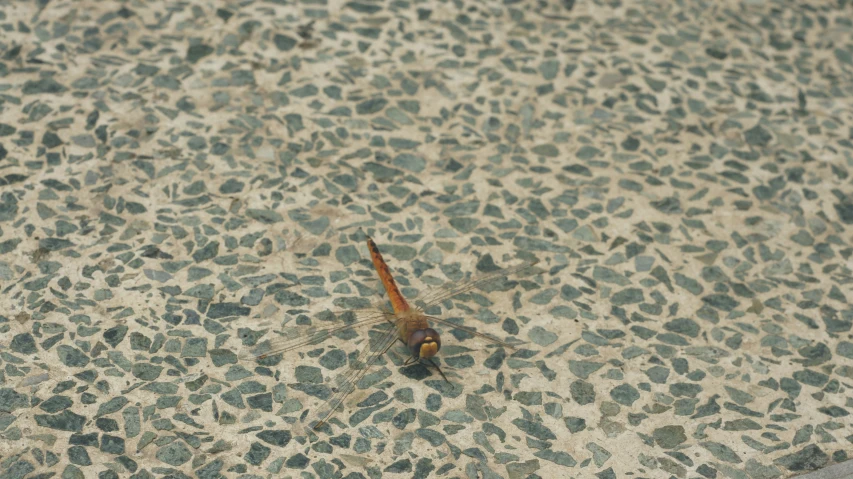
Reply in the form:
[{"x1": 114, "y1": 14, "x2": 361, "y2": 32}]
[{"x1": 241, "y1": 233, "x2": 538, "y2": 430}]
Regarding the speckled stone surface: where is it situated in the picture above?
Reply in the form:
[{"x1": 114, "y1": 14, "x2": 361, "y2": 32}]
[{"x1": 1, "y1": 1, "x2": 852, "y2": 478}]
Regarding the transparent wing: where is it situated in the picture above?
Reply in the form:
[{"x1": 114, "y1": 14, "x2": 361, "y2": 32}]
[
  {"x1": 311, "y1": 318, "x2": 401, "y2": 430},
  {"x1": 425, "y1": 315, "x2": 518, "y2": 349},
  {"x1": 239, "y1": 308, "x2": 394, "y2": 361},
  {"x1": 416, "y1": 260, "x2": 539, "y2": 308}
]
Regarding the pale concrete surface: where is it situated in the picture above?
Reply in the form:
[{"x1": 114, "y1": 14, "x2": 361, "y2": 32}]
[
  {"x1": 0, "y1": 1, "x2": 851, "y2": 478},
  {"x1": 794, "y1": 459, "x2": 853, "y2": 479}
]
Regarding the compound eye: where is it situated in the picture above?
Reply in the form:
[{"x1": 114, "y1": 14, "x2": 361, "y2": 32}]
[
  {"x1": 424, "y1": 328, "x2": 437, "y2": 337},
  {"x1": 424, "y1": 328, "x2": 441, "y2": 351},
  {"x1": 408, "y1": 329, "x2": 443, "y2": 358},
  {"x1": 408, "y1": 329, "x2": 427, "y2": 353}
]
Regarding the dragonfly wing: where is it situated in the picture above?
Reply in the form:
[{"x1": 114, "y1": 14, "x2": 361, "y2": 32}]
[
  {"x1": 416, "y1": 260, "x2": 539, "y2": 308},
  {"x1": 424, "y1": 314, "x2": 518, "y2": 349},
  {"x1": 311, "y1": 317, "x2": 401, "y2": 429},
  {"x1": 239, "y1": 308, "x2": 394, "y2": 361}
]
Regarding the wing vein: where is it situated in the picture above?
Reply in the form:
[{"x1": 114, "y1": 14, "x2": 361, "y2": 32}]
[
  {"x1": 312, "y1": 320, "x2": 400, "y2": 429},
  {"x1": 424, "y1": 315, "x2": 517, "y2": 349},
  {"x1": 241, "y1": 310, "x2": 394, "y2": 360},
  {"x1": 418, "y1": 260, "x2": 538, "y2": 307}
]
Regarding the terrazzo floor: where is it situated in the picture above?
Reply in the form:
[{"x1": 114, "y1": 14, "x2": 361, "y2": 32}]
[{"x1": 1, "y1": 0, "x2": 853, "y2": 478}]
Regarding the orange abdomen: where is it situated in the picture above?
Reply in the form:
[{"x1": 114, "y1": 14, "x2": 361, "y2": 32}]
[{"x1": 367, "y1": 236, "x2": 410, "y2": 314}]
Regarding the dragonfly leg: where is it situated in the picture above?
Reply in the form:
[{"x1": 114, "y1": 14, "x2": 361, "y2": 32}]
[
  {"x1": 396, "y1": 338, "x2": 418, "y2": 366},
  {"x1": 426, "y1": 358, "x2": 449, "y2": 383}
]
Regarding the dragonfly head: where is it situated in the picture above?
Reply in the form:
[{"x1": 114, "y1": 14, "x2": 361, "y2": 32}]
[{"x1": 408, "y1": 328, "x2": 441, "y2": 359}]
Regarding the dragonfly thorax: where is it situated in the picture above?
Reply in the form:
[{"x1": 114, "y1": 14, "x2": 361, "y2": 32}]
[{"x1": 408, "y1": 328, "x2": 441, "y2": 359}]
